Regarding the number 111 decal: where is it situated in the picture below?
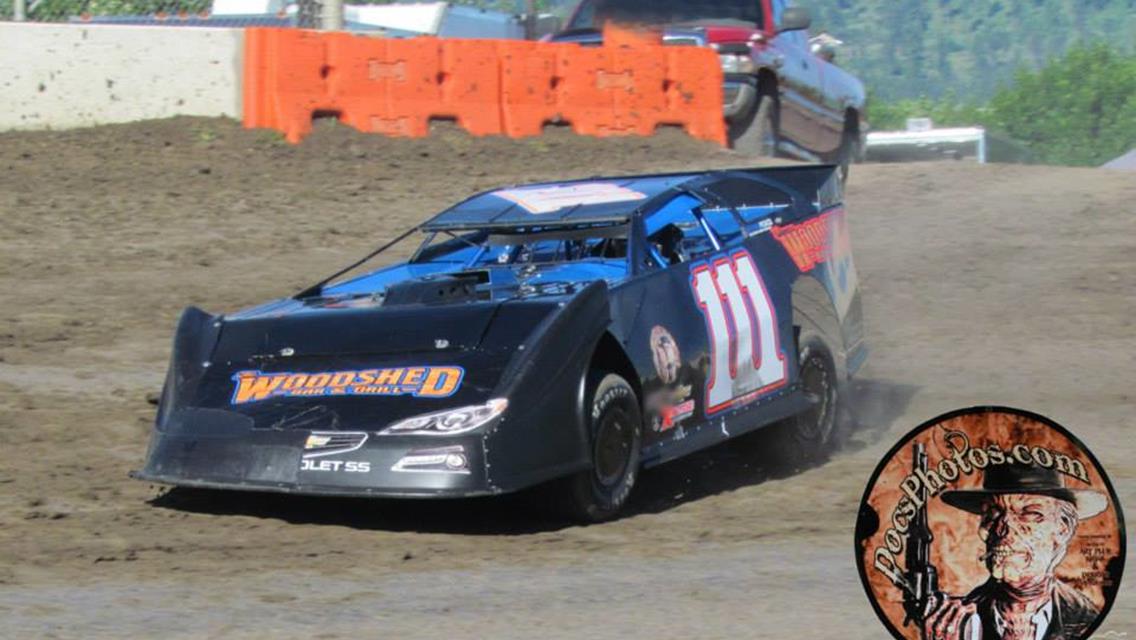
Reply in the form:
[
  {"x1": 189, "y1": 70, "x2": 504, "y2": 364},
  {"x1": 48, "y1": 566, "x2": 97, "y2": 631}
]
[{"x1": 690, "y1": 250, "x2": 788, "y2": 414}]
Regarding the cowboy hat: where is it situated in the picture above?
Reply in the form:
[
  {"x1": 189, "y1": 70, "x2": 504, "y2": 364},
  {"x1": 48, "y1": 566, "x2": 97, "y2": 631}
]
[{"x1": 940, "y1": 462, "x2": 1107, "y2": 520}]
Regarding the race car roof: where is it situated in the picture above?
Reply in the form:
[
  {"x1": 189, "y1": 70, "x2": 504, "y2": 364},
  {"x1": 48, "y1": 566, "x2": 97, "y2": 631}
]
[
  {"x1": 420, "y1": 166, "x2": 840, "y2": 231},
  {"x1": 421, "y1": 173, "x2": 704, "y2": 231}
]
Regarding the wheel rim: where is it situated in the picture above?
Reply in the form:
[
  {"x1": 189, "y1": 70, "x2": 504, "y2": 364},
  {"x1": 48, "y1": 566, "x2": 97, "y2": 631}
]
[
  {"x1": 797, "y1": 352, "x2": 834, "y2": 441},
  {"x1": 594, "y1": 406, "x2": 634, "y2": 488}
]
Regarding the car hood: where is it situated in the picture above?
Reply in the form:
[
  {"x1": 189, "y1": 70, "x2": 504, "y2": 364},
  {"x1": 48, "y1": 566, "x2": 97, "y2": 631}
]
[
  {"x1": 215, "y1": 301, "x2": 503, "y2": 361},
  {"x1": 157, "y1": 285, "x2": 591, "y2": 433}
]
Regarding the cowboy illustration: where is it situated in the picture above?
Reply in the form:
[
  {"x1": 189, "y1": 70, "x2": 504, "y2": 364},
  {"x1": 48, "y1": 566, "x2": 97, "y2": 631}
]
[{"x1": 923, "y1": 463, "x2": 1107, "y2": 640}]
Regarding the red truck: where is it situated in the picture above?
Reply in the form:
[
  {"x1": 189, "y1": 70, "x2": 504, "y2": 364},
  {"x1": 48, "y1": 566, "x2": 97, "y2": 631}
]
[{"x1": 549, "y1": 0, "x2": 867, "y2": 180}]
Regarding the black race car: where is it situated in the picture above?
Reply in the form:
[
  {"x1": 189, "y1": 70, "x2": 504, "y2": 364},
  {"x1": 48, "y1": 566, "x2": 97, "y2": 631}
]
[{"x1": 133, "y1": 165, "x2": 866, "y2": 521}]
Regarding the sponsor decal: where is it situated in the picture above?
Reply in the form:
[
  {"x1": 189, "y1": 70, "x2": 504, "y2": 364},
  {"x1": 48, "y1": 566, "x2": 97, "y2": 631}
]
[
  {"x1": 300, "y1": 459, "x2": 372, "y2": 473},
  {"x1": 230, "y1": 366, "x2": 464, "y2": 405},
  {"x1": 855, "y1": 407, "x2": 1125, "y2": 640},
  {"x1": 657, "y1": 399, "x2": 695, "y2": 432},
  {"x1": 750, "y1": 217, "x2": 775, "y2": 235},
  {"x1": 650, "y1": 325, "x2": 682, "y2": 385},
  {"x1": 299, "y1": 431, "x2": 372, "y2": 473},
  {"x1": 645, "y1": 324, "x2": 698, "y2": 432},
  {"x1": 302, "y1": 431, "x2": 367, "y2": 458},
  {"x1": 771, "y1": 207, "x2": 845, "y2": 272},
  {"x1": 491, "y1": 182, "x2": 647, "y2": 214}
]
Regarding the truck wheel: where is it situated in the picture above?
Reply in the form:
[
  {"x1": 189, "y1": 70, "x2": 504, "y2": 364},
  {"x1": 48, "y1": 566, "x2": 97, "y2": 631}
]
[
  {"x1": 764, "y1": 333, "x2": 839, "y2": 470},
  {"x1": 836, "y1": 131, "x2": 855, "y2": 184},
  {"x1": 558, "y1": 372, "x2": 642, "y2": 523},
  {"x1": 729, "y1": 89, "x2": 778, "y2": 158}
]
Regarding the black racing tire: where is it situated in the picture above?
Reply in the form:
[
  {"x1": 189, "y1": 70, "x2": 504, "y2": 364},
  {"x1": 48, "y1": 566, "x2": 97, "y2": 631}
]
[
  {"x1": 558, "y1": 372, "x2": 642, "y2": 523},
  {"x1": 764, "y1": 332, "x2": 840, "y2": 470},
  {"x1": 729, "y1": 89, "x2": 779, "y2": 158}
]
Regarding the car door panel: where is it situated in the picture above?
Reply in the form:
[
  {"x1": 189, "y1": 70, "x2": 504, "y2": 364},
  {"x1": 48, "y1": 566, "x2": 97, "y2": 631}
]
[{"x1": 630, "y1": 195, "x2": 805, "y2": 460}]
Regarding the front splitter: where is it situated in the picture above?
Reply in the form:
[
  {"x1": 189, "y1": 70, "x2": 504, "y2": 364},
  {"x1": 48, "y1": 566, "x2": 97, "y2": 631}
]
[{"x1": 130, "y1": 470, "x2": 500, "y2": 499}]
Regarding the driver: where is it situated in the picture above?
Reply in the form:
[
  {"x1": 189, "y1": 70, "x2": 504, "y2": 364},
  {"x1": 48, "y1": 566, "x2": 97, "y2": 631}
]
[{"x1": 649, "y1": 223, "x2": 687, "y2": 265}]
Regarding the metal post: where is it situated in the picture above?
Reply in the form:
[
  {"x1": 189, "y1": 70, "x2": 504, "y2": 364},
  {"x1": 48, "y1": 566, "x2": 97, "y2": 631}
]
[
  {"x1": 13, "y1": 0, "x2": 27, "y2": 21},
  {"x1": 524, "y1": 0, "x2": 536, "y2": 39},
  {"x1": 320, "y1": 0, "x2": 343, "y2": 31}
]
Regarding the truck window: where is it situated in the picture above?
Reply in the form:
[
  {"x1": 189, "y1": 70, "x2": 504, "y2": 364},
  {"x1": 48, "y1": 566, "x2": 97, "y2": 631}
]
[{"x1": 568, "y1": 0, "x2": 765, "y2": 30}]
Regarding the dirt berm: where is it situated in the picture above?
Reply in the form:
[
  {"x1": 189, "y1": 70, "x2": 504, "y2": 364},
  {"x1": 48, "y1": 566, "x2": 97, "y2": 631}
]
[{"x1": 1, "y1": 118, "x2": 1132, "y2": 638}]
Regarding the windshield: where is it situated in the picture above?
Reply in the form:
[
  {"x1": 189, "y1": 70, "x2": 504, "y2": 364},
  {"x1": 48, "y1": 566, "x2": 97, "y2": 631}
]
[
  {"x1": 412, "y1": 225, "x2": 629, "y2": 269},
  {"x1": 567, "y1": 0, "x2": 764, "y2": 30}
]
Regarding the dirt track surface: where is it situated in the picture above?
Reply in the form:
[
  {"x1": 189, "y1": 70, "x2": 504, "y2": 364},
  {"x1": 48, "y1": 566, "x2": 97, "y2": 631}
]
[{"x1": 1, "y1": 118, "x2": 1133, "y2": 638}]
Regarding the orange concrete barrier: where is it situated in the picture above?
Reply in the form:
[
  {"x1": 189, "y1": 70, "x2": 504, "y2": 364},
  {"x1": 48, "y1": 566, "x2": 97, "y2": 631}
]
[
  {"x1": 664, "y1": 46, "x2": 728, "y2": 145},
  {"x1": 498, "y1": 40, "x2": 560, "y2": 138},
  {"x1": 325, "y1": 34, "x2": 442, "y2": 138},
  {"x1": 242, "y1": 27, "x2": 726, "y2": 146},
  {"x1": 243, "y1": 28, "x2": 334, "y2": 143},
  {"x1": 556, "y1": 25, "x2": 669, "y2": 137},
  {"x1": 439, "y1": 40, "x2": 504, "y2": 136}
]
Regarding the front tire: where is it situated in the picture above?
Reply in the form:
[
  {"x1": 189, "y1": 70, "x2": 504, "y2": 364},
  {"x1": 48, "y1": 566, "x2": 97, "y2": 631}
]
[
  {"x1": 559, "y1": 372, "x2": 642, "y2": 523},
  {"x1": 729, "y1": 89, "x2": 779, "y2": 158}
]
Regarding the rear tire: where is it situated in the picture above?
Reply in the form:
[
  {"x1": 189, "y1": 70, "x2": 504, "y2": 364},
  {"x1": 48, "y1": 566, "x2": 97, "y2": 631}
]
[
  {"x1": 765, "y1": 334, "x2": 839, "y2": 470},
  {"x1": 729, "y1": 89, "x2": 779, "y2": 158},
  {"x1": 558, "y1": 372, "x2": 642, "y2": 523}
]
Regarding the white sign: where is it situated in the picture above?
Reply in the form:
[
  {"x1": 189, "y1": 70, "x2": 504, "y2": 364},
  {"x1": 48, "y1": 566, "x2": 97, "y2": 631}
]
[{"x1": 492, "y1": 183, "x2": 648, "y2": 214}]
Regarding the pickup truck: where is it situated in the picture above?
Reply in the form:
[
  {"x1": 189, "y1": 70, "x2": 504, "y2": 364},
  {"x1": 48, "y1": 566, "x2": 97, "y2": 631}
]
[{"x1": 549, "y1": 0, "x2": 867, "y2": 181}]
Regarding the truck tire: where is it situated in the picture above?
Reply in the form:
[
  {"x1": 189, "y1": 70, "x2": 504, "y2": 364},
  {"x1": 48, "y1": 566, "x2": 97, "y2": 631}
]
[
  {"x1": 835, "y1": 131, "x2": 855, "y2": 184},
  {"x1": 729, "y1": 89, "x2": 779, "y2": 158}
]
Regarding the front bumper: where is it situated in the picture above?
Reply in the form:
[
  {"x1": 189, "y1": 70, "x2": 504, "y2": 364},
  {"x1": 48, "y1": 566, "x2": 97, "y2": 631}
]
[{"x1": 132, "y1": 419, "x2": 496, "y2": 498}]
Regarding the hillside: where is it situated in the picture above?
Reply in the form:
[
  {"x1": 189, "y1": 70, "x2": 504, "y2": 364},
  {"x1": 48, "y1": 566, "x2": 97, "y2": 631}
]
[{"x1": 800, "y1": 0, "x2": 1136, "y2": 100}]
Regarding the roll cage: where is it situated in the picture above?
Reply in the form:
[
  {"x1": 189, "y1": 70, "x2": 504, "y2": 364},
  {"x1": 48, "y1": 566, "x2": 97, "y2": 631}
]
[{"x1": 295, "y1": 167, "x2": 834, "y2": 298}]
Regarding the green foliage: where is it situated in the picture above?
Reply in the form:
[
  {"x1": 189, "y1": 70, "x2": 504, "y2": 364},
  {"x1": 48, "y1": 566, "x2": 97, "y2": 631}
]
[
  {"x1": 988, "y1": 44, "x2": 1136, "y2": 166},
  {"x1": 799, "y1": 0, "x2": 1136, "y2": 101},
  {"x1": 867, "y1": 93, "x2": 987, "y2": 131},
  {"x1": 869, "y1": 44, "x2": 1136, "y2": 166},
  {"x1": 24, "y1": 0, "x2": 208, "y2": 19},
  {"x1": 445, "y1": 0, "x2": 562, "y2": 13}
]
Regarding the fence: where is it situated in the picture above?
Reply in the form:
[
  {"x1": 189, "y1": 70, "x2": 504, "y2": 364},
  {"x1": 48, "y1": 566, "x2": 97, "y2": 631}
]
[
  {"x1": 1, "y1": 0, "x2": 727, "y2": 146},
  {"x1": 2, "y1": 0, "x2": 577, "y2": 30}
]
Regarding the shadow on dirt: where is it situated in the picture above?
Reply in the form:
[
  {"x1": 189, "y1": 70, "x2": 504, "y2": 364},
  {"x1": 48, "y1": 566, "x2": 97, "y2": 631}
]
[
  {"x1": 628, "y1": 377, "x2": 918, "y2": 516},
  {"x1": 839, "y1": 377, "x2": 922, "y2": 452},
  {"x1": 151, "y1": 377, "x2": 918, "y2": 533},
  {"x1": 151, "y1": 486, "x2": 567, "y2": 535}
]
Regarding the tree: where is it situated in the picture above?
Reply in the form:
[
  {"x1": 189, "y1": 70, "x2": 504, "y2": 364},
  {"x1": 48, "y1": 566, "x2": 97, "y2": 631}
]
[{"x1": 989, "y1": 44, "x2": 1136, "y2": 166}]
